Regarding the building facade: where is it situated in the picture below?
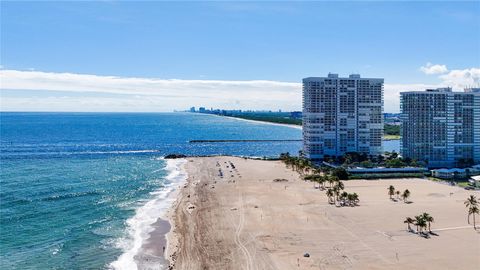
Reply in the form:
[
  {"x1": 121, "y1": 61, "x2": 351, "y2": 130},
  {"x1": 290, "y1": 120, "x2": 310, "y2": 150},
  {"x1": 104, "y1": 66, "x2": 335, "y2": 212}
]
[
  {"x1": 302, "y1": 73, "x2": 384, "y2": 160},
  {"x1": 400, "y1": 88, "x2": 480, "y2": 168}
]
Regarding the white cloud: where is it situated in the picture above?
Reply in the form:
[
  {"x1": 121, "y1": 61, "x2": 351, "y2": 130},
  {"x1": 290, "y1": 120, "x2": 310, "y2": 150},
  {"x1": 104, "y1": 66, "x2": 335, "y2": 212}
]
[
  {"x1": 383, "y1": 83, "x2": 442, "y2": 113},
  {"x1": 0, "y1": 69, "x2": 301, "y2": 112},
  {"x1": 420, "y1": 62, "x2": 448, "y2": 75},
  {"x1": 1, "y1": 68, "x2": 478, "y2": 113},
  {"x1": 439, "y1": 67, "x2": 480, "y2": 89}
]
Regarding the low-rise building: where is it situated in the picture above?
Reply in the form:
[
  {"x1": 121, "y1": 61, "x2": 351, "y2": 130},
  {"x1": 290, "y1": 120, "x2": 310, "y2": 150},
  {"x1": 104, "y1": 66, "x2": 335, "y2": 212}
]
[
  {"x1": 469, "y1": 175, "x2": 480, "y2": 188},
  {"x1": 432, "y1": 168, "x2": 468, "y2": 179}
]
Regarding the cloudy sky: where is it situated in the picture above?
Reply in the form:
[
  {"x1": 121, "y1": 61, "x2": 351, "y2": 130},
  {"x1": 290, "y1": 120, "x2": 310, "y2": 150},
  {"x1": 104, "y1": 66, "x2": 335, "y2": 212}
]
[{"x1": 1, "y1": 1, "x2": 479, "y2": 113}]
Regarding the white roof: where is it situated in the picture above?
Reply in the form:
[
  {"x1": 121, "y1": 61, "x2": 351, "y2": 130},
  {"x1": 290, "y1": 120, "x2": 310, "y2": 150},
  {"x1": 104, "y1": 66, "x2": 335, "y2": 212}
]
[
  {"x1": 472, "y1": 175, "x2": 480, "y2": 181},
  {"x1": 434, "y1": 168, "x2": 466, "y2": 173}
]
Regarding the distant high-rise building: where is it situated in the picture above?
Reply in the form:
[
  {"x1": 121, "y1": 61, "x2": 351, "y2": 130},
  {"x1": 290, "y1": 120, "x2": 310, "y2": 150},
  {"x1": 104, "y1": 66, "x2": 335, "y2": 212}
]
[
  {"x1": 198, "y1": 107, "x2": 206, "y2": 113},
  {"x1": 190, "y1": 107, "x2": 196, "y2": 112},
  {"x1": 400, "y1": 87, "x2": 480, "y2": 168},
  {"x1": 302, "y1": 73, "x2": 384, "y2": 160}
]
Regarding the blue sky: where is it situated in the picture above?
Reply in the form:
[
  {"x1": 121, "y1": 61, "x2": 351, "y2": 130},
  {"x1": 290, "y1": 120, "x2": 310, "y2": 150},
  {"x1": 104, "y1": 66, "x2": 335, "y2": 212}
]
[{"x1": 1, "y1": 1, "x2": 479, "y2": 112}]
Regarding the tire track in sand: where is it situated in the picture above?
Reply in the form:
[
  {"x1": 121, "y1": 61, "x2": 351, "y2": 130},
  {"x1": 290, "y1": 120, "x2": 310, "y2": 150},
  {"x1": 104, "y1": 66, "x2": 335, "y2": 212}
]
[{"x1": 233, "y1": 194, "x2": 254, "y2": 270}]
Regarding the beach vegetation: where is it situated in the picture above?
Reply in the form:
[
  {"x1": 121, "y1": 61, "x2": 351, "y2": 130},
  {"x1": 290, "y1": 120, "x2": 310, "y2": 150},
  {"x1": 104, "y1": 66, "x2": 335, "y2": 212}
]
[
  {"x1": 406, "y1": 213, "x2": 435, "y2": 237},
  {"x1": 280, "y1": 153, "x2": 360, "y2": 208},
  {"x1": 404, "y1": 217, "x2": 414, "y2": 231},
  {"x1": 388, "y1": 185, "x2": 395, "y2": 200},
  {"x1": 468, "y1": 206, "x2": 479, "y2": 230},
  {"x1": 464, "y1": 195, "x2": 478, "y2": 228},
  {"x1": 323, "y1": 151, "x2": 424, "y2": 170},
  {"x1": 326, "y1": 188, "x2": 335, "y2": 204},
  {"x1": 402, "y1": 189, "x2": 411, "y2": 203},
  {"x1": 422, "y1": 212, "x2": 434, "y2": 232},
  {"x1": 414, "y1": 215, "x2": 427, "y2": 234},
  {"x1": 332, "y1": 167, "x2": 349, "y2": 180}
]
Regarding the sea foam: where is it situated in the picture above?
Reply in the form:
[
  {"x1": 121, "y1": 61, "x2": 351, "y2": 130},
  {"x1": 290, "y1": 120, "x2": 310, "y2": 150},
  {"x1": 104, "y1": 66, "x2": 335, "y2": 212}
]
[{"x1": 109, "y1": 158, "x2": 187, "y2": 270}]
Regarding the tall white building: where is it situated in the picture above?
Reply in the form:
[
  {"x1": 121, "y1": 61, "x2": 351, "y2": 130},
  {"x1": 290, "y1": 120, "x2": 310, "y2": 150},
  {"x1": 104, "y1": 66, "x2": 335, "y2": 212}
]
[
  {"x1": 400, "y1": 88, "x2": 480, "y2": 168},
  {"x1": 302, "y1": 73, "x2": 384, "y2": 160}
]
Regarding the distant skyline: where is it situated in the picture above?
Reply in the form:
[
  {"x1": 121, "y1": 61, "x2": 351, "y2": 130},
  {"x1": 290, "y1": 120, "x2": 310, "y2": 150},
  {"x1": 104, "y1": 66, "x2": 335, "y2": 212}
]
[{"x1": 1, "y1": 1, "x2": 479, "y2": 112}]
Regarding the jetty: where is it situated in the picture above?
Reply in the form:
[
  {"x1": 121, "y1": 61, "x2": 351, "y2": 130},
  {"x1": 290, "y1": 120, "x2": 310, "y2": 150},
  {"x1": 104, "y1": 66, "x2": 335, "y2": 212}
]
[{"x1": 189, "y1": 139, "x2": 302, "y2": 143}]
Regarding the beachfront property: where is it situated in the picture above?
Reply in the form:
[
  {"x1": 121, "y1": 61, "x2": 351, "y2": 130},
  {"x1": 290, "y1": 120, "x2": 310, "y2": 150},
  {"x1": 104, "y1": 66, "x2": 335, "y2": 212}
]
[
  {"x1": 400, "y1": 87, "x2": 480, "y2": 168},
  {"x1": 302, "y1": 73, "x2": 384, "y2": 160},
  {"x1": 431, "y1": 164, "x2": 480, "y2": 180},
  {"x1": 470, "y1": 175, "x2": 480, "y2": 188}
]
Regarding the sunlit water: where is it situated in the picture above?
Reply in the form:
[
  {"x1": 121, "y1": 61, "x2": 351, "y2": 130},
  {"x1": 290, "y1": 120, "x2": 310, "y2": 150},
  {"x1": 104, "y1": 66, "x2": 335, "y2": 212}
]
[
  {"x1": 0, "y1": 112, "x2": 400, "y2": 269},
  {"x1": 0, "y1": 112, "x2": 304, "y2": 269}
]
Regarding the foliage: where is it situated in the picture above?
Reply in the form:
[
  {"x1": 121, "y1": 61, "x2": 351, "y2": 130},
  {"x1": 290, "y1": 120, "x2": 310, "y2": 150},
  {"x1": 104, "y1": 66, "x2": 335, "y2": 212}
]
[
  {"x1": 384, "y1": 124, "x2": 400, "y2": 136},
  {"x1": 332, "y1": 167, "x2": 349, "y2": 180},
  {"x1": 348, "y1": 173, "x2": 424, "y2": 179},
  {"x1": 279, "y1": 153, "x2": 359, "y2": 208},
  {"x1": 328, "y1": 151, "x2": 424, "y2": 169},
  {"x1": 465, "y1": 195, "x2": 479, "y2": 229},
  {"x1": 227, "y1": 112, "x2": 302, "y2": 125},
  {"x1": 405, "y1": 212, "x2": 434, "y2": 235},
  {"x1": 402, "y1": 189, "x2": 411, "y2": 203}
]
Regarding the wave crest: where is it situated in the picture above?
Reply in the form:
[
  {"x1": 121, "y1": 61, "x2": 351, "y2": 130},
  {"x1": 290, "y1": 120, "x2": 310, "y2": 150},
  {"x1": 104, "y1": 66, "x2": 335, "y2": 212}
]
[{"x1": 109, "y1": 158, "x2": 187, "y2": 270}]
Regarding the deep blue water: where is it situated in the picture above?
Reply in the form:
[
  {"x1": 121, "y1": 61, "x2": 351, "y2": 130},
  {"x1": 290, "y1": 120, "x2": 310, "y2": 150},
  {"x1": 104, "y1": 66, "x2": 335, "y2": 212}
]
[
  {"x1": 1, "y1": 112, "x2": 303, "y2": 159},
  {"x1": 0, "y1": 112, "x2": 303, "y2": 270},
  {"x1": 0, "y1": 112, "x2": 399, "y2": 269}
]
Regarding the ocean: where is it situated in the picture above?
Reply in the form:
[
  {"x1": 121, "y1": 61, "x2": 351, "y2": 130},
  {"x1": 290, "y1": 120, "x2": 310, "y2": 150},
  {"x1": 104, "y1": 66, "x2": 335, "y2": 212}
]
[
  {"x1": 0, "y1": 112, "x2": 303, "y2": 270},
  {"x1": 0, "y1": 112, "x2": 400, "y2": 269}
]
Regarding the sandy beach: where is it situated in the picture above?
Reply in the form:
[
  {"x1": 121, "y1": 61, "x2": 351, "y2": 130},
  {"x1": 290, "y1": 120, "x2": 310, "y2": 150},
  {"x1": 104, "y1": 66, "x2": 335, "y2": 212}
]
[
  {"x1": 149, "y1": 156, "x2": 479, "y2": 269},
  {"x1": 220, "y1": 115, "x2": 303, "y2": 130}
]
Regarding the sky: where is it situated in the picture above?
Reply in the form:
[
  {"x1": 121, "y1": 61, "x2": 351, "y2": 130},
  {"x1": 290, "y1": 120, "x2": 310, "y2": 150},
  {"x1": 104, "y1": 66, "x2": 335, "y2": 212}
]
[{"x1": 1, "y1": 1, "x2": 479, "y2": 113}]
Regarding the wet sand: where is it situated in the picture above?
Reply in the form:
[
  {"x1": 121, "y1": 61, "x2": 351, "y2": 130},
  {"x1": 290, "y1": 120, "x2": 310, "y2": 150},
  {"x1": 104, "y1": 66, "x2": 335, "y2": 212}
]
[{"x1": 135, "y1": 218, "x2": 170, "y2": 270}]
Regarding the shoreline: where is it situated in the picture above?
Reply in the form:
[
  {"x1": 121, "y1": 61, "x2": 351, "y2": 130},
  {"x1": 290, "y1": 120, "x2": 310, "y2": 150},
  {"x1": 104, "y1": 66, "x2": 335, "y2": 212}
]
[
  {"x1": 210, "y1": 114, "x2": 303, "y2": 130},
  {"x1": 111, "y1": 158, "x2": 188, "y2": 270},
  {"x1": 160, "y1": 156, "x2": 479, "y2": 269},
  {"x1": 202, "y1": 114, "x2": 401, "y2": 141}
]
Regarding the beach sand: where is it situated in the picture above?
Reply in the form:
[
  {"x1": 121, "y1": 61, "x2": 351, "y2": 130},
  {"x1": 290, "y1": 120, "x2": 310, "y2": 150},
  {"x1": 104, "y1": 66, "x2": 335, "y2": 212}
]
[{"x1": 149, "y1": 156, "x2": 479, "y2": 269}]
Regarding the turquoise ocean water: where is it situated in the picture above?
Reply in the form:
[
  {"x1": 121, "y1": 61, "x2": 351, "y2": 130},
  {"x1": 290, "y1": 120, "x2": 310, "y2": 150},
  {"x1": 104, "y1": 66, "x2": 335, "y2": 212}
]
[
  {"x1": 0, "y1": 112, "x2": 304, "y2": 269},
  {"x1": 0, "y1": 112, "x2": 399, "y2": 269}
]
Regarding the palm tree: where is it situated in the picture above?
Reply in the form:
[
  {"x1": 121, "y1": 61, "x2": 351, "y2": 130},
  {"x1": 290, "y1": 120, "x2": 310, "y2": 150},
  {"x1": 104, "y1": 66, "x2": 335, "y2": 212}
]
[
  {"x1": 326, "y1": 188, "x2": 334, "y2": 204},
  {"x1": 347, "y1": 193, "x2": 354, "y2": 206},
  {"x1": 414, "y1": 215, "x2": 427, "y2": 234},
  {"x1": 333, "y1": 186, "x2": 340, "y2": 205},
  {"x1": 313, "y1": 168, "x2": 323, "y2": 175},
  {"x1": 327, "y1": 176, "x2": 335, "y2": 188},
  {"x1": 340, "y1": 191, "x2": 348, "y2": 206},
  {"x1": 388, "y1": 185, "x2": 395, "y2": 200},
  {"x1": 464, "y1": 195, "x2": 478, "y2": 224},
  {"x1": 464, "y1": 195, "x2": 478, "y2": 208},
  {"x1": 317, "y1": 175, "x2": 326, "y2": 190},
  {"x1": 421, "y1": 213, "x2": 434, "y2": 232},
  {"x1": 335, "y1": 181, "x2": 344, "y2": 191},
  {"x1": 351, "y1": 193, "x2": 359, "y2": 206},
  {"x1": 404, "y1": 217, "x2": 414, "y2": 231},
  {"x1": 469, "y1": 206, "x2": 479, "y2": 230},
  {"x1": 402, "y1": 189, "x2": 410, "y2": 203},
  {"x1": 297, "y1": 159, "x2": 305, "y2": 176}
]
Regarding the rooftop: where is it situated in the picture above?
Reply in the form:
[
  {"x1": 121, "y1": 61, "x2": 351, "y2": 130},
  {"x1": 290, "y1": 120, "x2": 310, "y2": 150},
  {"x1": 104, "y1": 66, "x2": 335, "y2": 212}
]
[{"x1": 303, "y1": 74, "x2": 383, "y2": 81}]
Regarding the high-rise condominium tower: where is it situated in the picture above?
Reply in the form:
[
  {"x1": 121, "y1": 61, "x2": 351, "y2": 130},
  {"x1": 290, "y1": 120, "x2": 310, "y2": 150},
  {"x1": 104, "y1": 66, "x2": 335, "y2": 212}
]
[
  {"x1": 302, "y1": 73, "x2": 384, "y2": 160},
  {"x1": 400, "y1": 88, "x2": 480, "y2": 168}
]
